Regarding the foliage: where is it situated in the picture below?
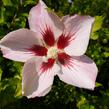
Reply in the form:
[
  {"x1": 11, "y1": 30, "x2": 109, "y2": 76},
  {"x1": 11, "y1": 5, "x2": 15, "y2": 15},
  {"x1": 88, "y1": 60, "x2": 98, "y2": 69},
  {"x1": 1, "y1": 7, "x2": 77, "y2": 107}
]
[{"x1": 0, "y1": 0, "x2": 109, "y2": 109}]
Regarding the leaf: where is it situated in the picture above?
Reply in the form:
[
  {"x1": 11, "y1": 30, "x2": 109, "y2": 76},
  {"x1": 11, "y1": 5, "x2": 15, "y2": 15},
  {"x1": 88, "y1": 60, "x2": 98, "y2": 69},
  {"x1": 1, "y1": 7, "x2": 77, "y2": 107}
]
[
  {"x1": 2, "y1": 0, "x2": 13, "y2": 6},
  {"x1": 96, "y1": 82, "x2": 102, "y2": 87},
  {"x1": 91, "y1": 32, "x2": 99, "y2": 40},
  {"x1": 0, "y1": 76, "x2": 22, "y2": 107},
  {"x1": 0, "y1": 7, "x2": 5, "y2": 24},
  {"x1": 103, "y1": 52, "x2": 109, "y2": 58},
  {"x1": 0, "y1": 68, "x2": 2, "y2": 81},
  {"x1": 92, "y1": 16, "x2": 104, "y2": 33},
  {"x1": 79, "y1": 104, "x2": 95, "y2": 109},
  {"x1": 91, "y1": 16, "x2": 104, "y2": 40},
  {"x1": 14, "y1": 76, "x2": 22, "y2": 98},
  {"x1": 77, "y1": 96, "x2": 86, "y2": 108},
  {"x1": 24, "y1": 0, "x2": 36, "y2": 7}
]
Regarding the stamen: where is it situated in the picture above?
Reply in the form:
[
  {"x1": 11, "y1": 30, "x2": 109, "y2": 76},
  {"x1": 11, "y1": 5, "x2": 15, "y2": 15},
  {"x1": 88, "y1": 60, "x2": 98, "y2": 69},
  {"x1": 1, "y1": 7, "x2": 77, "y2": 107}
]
[{"x1": 47, "y1": 47, "x2": 58, "y2": 59}]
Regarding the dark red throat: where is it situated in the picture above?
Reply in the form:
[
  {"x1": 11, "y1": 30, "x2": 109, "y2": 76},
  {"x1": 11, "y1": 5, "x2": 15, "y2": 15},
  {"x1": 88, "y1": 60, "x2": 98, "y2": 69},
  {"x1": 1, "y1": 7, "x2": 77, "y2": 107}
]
[
  {"x1": 42, "y1": 25, "x2": 55, "y2": 46},
  {"x1": 29, "y1": 45, "x2": 48, "y2": 56},
  {"x1": 41, "y1": 58, "x2": 55, "y2": 73}
]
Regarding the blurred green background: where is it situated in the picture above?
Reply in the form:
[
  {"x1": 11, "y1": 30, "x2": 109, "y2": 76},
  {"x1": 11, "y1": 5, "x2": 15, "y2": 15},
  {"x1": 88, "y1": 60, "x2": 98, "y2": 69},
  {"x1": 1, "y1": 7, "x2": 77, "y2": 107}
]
[{"x1": 0, "y1": 0, "x2": 109, "y2": 109}]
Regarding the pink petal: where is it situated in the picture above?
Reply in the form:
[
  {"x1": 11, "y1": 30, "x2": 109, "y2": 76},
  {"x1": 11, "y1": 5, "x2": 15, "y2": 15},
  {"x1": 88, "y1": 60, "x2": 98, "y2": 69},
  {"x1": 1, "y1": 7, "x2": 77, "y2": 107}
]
[
  {"x1": 63, "y1": 15, "x2": 94, "y2": 56},
  {"x1": 61, "y1": 15, "x2": 70, "y2": 24},
  {"x1": 28, "y1": 0, "x2": 64, "y2": 39},
  {"x1": 22, "y1": 57, "x2": 60, "y2": 98},
  {"x1": 0, "y1": 29, "x2": 40, "y2": 62},
  {"x1": 57, "y1": 55, "x2": 98, "y2": 90},
  {"x1": 1, "y1": 48, "x2": 34, "y2": 62}
]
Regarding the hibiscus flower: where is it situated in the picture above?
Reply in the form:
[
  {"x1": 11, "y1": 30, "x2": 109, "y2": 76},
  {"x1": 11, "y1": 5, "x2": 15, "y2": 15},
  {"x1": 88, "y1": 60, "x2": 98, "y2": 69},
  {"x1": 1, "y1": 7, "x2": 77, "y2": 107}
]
[{"x1": 0, "y1": 0, "x2": 98, "y2": 98}]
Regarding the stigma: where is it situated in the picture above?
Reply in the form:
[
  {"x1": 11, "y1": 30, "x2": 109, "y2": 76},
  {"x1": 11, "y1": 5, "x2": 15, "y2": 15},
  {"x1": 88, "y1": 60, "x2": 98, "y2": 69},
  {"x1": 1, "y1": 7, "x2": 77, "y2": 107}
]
[{"x1": 47, "y1": 47, "x2": 58, "y2": 59}]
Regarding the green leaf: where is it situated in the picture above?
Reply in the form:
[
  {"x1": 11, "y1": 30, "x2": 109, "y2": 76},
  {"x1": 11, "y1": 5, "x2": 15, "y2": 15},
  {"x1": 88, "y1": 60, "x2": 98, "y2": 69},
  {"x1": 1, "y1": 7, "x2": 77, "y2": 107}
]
[
  {"x1": 96, "y1": 82, "x2": 102, "y2": 87},
  {"x1": 91, "y1": 16, "x2": 104, "y2": 40},
  {"x1": 91, "y1": 32, "x2": 99, "y2": 40},
  {"x1": 2, "y1": 0, "x2": 13, "y2": 6},
  {"x1": 0, "y1": 68, "x2": 2, "y2": 81},
  {"x1": 103, "y1": 52, "x2": 109, "y2": 58},
  {"x1": 79, "y1": 104, "x2": 95, "y2": 109},
  {"x1": 0, "y1": 7, "x2": 5, "y2": 24},
  {"x1": 92, "y1": 16, "x2": 104, "y2": 33},
  {"x1": 14, "y1": 76, "x2": 22, "y2": 98},
  {"x1": 24, "y1": 0, "x2": 36, "y2": 7},
  {"x1": 0, "y1": 74, "x2": 22, "y2": 107},
  {"x1": 77, "y1": 96, "x2": 86, "y2": 108}
]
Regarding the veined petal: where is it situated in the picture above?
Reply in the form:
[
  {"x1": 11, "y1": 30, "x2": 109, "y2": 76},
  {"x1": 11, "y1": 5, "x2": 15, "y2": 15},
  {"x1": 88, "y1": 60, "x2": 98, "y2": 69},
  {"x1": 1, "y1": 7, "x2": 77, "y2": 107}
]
[
  {"x1": 48, "y1": 12, "x2": 64, "y2": 38},
  {"x1": 61, "y1": 15, "x2": 70, "y2": 24},
  {"x1": 22, "y1": 57, "x2": 60, "y2": 98},
  {"x1": 0, "y1": 29, "x2": 40, "y2": 62},
  {"x1": 28, "y1": 0, "x2": 64, "y2": 40},
  {"x1": 1, "y1": 48, "x2": 34, "y2": 62},
  {"x1": 29, "y1": 45, "x2": 48, "y2": 56},
  {"x1": 63, "y1": 15, "x2": 94, "y2": 56},
  {"x1": 57, "y1": 55, "x2": 98, "y2": 90}
]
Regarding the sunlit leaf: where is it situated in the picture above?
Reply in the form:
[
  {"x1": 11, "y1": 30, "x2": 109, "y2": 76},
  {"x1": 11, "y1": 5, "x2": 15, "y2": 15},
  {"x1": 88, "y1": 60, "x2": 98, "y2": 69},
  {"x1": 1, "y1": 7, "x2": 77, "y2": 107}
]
[
  {"x1": 77, "y1": 96, "x2": 86, "y2": 108},
  {"x1": 2, "y1": 0, "x2": 13, "y2": 6},
  {"x1": 91, "y1": 16, "x2": 104, "y2": 40},
  {"x1": 24, "y1": 0, "x2": 36, "y2": 7},
  {"x1": 96, "y1": 82, "x2": 103, "y2": 87},
  {"x1": 103, "y1": 52, "x2": 109, "y2": 58},
  {"x1": 0, "y1": 7, "x2": 5, "y2": 24}
]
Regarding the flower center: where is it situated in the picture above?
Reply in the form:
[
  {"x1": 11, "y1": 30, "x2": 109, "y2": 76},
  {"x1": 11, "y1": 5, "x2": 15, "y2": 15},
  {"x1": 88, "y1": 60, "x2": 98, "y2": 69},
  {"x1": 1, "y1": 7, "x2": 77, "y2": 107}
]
[
  {"x1": 47, "y1": 47, "x2": 58, "y2": 59},
  {"x1": 42, "y1": 47, "x2": 58, "y2": 62}
]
